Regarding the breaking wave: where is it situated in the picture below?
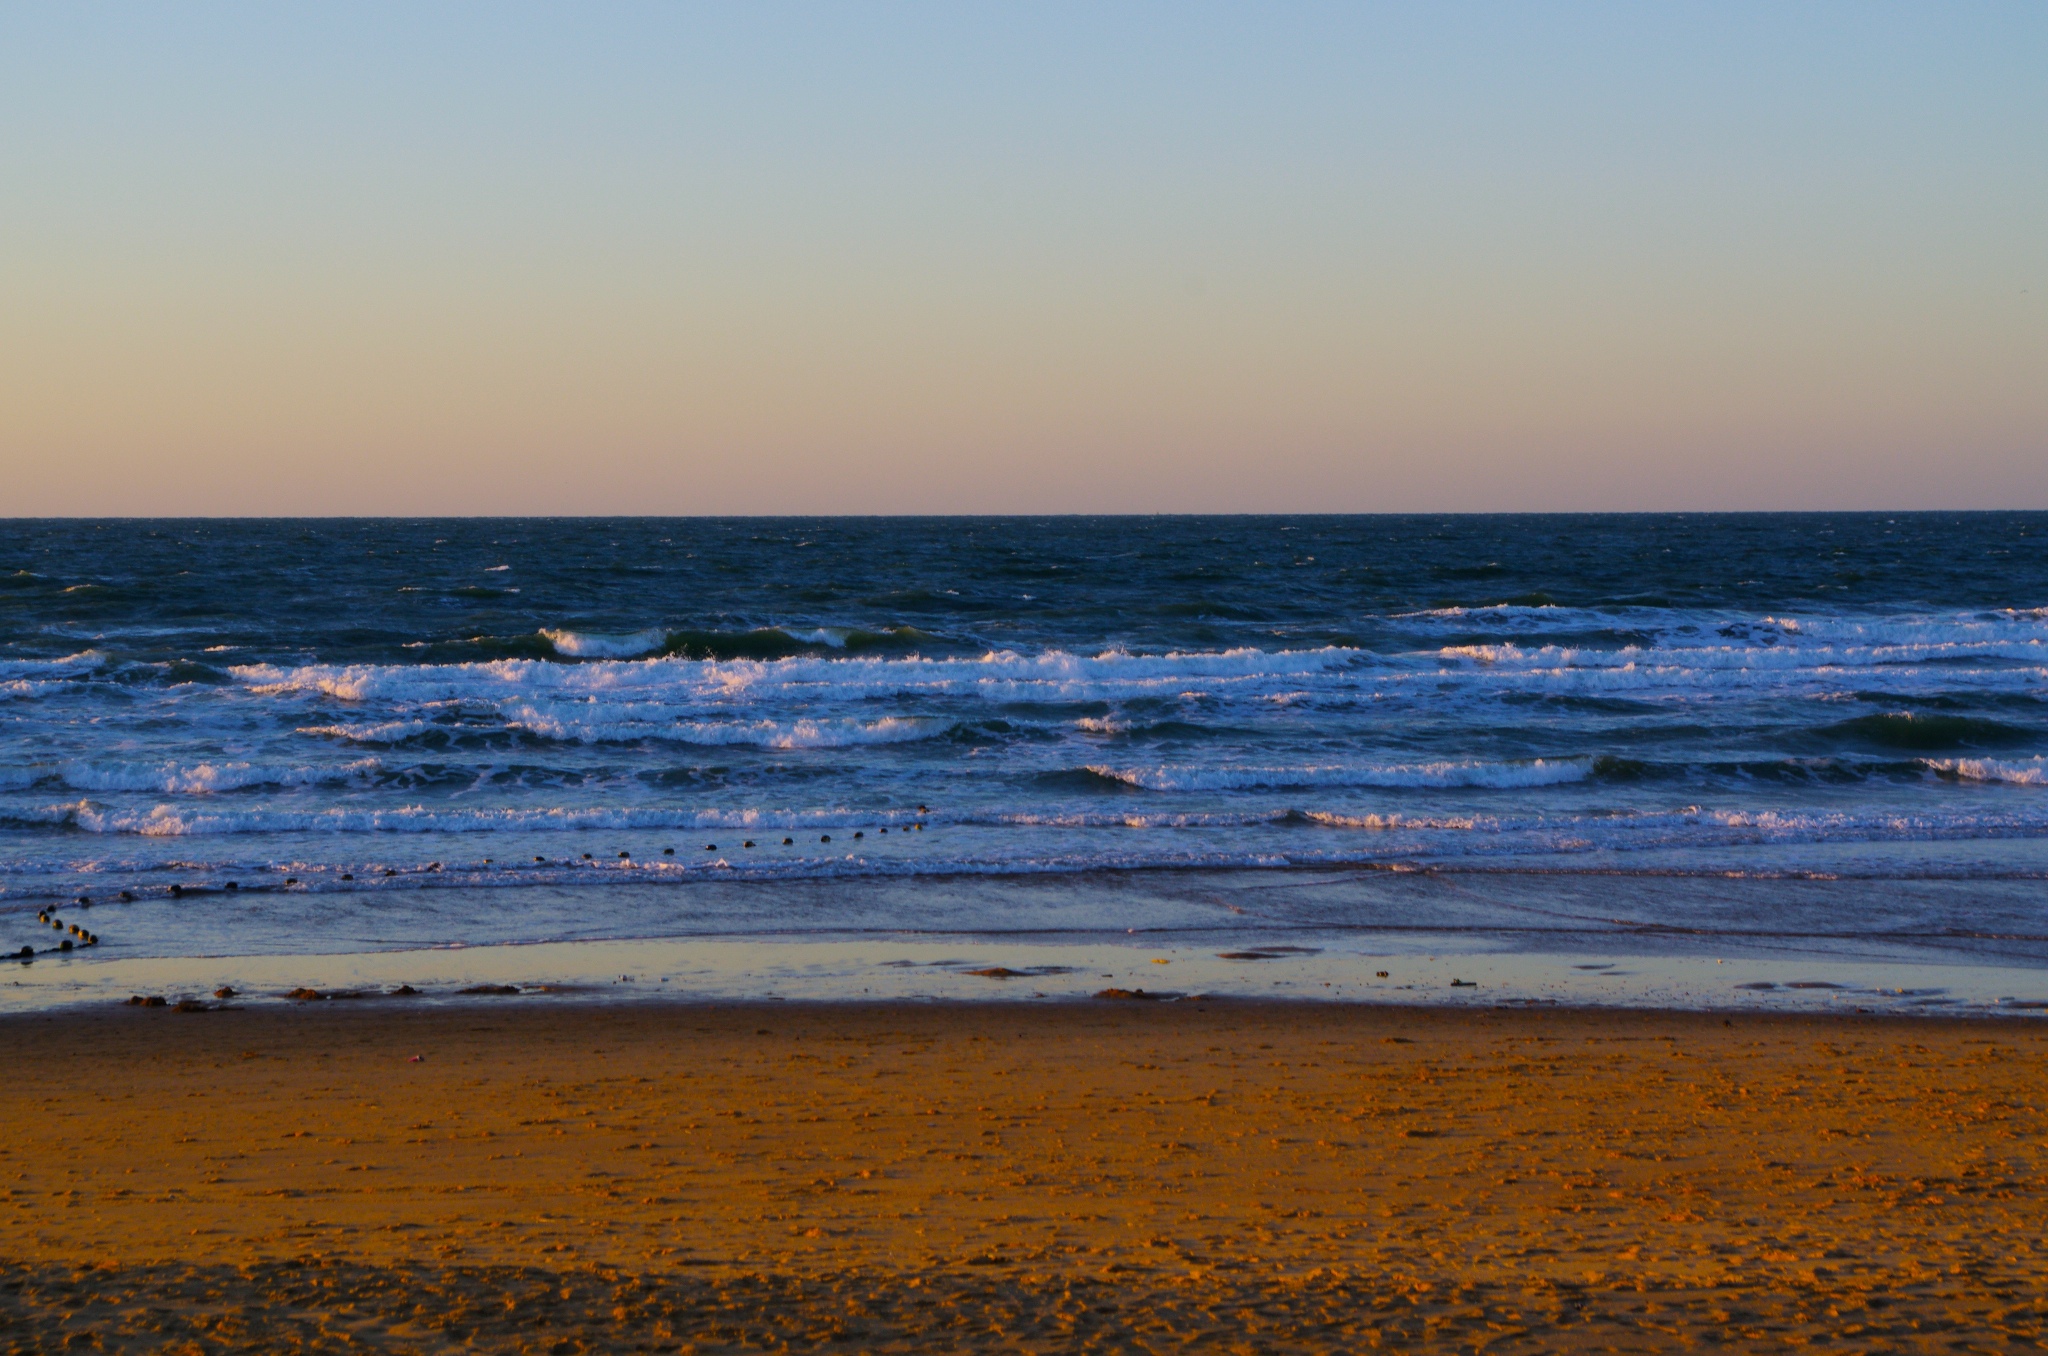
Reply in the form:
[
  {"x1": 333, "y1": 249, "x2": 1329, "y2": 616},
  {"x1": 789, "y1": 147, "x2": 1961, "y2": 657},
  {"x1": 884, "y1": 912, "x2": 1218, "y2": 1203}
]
[
  {"x1": 538, "y1": 627, "x2": 670, "y2": 659},
  {"x1": 1927, "y1": 756, "x2": 2048, "y2": 787}
]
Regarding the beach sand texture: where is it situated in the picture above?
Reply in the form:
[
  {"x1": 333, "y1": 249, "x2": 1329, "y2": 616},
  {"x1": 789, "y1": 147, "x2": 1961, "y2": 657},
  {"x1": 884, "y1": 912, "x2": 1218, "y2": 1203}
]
[{"x1": 3, "y1": 1000, "x2": 2044, "y2": 1352}]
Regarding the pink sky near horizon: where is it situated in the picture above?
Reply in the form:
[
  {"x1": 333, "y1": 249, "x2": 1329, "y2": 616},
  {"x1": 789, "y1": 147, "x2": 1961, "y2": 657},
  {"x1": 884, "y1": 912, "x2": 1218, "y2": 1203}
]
[{"x1": 3, "y1": 3, "x2": 2043, "y2": 515}]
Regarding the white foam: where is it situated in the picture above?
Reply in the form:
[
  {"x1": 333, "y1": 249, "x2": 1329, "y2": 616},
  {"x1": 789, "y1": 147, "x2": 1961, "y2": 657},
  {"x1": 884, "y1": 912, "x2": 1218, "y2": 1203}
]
[
  {"x1": 51, "y1": 758, "x2": 381, "y2": 794},
  {"x1": 0, "y1": 650, "x2": 106, "y2": 679},
  {"x1": 1925, "y1": 756, "x2": 2048, "y2": 787},
  {"x1": 538, "y1": 628, "x2": 669, "y2": 659},
  {"x1": 0, "y1": 680, "x2": 72, "y2": 702},
  {"x1": 1436, "y1": 637, "x2": 2048, "y2": 673},
  {"x1": 1303, "y1": 810, "x2": 1490, "y2": 830},
  {"x1": 1392, "y1": 604, "x2": 1567, "y2": 620},
  {"x1": 296, "y1": 720, "x2": 439, "y2": 743},
  {"x1": 228, "y1": 647, "x2": 1369, "y2": 722},
  {"x1": 1298, "y1": 803, "x2": 2048, "y2": 851},
  {"x1": 62, "y1": 801, "x2": 901, "y2": 836},
  {"x1": 502, "y1": 707, "x2": 948, "y2": 748},
  {"x1": 780, "y1": 627, "x2": 851, "y2": 647}
]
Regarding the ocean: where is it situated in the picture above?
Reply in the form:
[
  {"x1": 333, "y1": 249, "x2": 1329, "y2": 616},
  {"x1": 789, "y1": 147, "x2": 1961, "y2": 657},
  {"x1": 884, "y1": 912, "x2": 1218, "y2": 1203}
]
[{"x1": 5, "y1": 514, "x2": 2046, "y2": 1012}]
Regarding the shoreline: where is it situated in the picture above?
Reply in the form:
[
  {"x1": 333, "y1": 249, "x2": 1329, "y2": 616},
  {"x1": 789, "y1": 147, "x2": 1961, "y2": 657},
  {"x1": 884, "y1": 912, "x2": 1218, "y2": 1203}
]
[
  {"x1": 6, "y1": 999, "x2": 2046, "y2": 1350},
  {"x1": 7, "y1": 927, "x2": 2046, "y2": 1019}
]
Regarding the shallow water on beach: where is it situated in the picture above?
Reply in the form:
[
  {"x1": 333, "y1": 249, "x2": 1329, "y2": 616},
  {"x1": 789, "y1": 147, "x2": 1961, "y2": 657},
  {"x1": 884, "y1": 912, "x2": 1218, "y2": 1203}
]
[
  {"x1": 7, "y1": 869, "x2": 2046, "y2": 1016},
  {"x1": 4, "y1": 514, "x2": 2046, "y2": 1002}
]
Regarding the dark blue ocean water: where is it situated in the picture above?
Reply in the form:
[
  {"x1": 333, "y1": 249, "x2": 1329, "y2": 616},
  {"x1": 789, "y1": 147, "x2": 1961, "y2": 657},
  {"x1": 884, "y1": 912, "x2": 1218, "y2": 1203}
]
[{"x1": 5, "y1": 514, "x2": 2047, "y2": 971}]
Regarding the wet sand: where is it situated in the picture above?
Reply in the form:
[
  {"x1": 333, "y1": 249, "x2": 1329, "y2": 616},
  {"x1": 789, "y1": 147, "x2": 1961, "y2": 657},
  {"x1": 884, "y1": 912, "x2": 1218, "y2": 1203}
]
[{"x1": 3, "y1": 998, "x2": 2044, "y2": 1352}]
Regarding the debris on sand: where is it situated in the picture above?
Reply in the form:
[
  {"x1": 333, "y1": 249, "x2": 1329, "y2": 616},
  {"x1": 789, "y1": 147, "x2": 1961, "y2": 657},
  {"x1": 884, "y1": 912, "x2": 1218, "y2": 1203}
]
[
  {"x1": 1218, "y1": 947, "x2": 1323, "y2": 961},
  {"x1": 962, "y1": 965, "x2": 1077, "y2": 979},
  {"x1": 459, "y1": 984, "x2": 521, "y2": 995},
  {"x1": 1095, "y1": 988, "x2": 1179, "y2": 1001}
]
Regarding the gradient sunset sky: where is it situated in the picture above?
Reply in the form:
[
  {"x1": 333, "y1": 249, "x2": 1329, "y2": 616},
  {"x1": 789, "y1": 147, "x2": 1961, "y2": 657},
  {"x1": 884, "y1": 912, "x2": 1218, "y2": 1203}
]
[{"x1": 3, "y1": 3, "x2": 2043, "y2": 515}]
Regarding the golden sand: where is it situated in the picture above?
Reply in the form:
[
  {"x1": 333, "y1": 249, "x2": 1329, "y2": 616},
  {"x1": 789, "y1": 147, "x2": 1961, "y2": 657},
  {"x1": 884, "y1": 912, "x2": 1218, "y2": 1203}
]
[{"x1": 3, "y1": 998, "x2": 2044, "y2": 1351}]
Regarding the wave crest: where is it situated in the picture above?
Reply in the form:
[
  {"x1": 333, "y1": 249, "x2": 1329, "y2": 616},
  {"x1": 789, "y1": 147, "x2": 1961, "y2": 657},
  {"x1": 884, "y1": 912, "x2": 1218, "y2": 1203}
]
[
  {"x1": 1926, "y1": 756, "x2": 2048, "y2": 786},
  {"x1": 538, "y1": 627, "x2": 669, "y2": 659}
]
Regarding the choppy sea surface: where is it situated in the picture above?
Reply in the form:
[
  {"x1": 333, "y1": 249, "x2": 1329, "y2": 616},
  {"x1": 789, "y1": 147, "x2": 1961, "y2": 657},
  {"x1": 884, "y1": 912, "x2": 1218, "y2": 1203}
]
[{"x1": 5, "y1": 515, "x2": 2046, "y2": 1012}]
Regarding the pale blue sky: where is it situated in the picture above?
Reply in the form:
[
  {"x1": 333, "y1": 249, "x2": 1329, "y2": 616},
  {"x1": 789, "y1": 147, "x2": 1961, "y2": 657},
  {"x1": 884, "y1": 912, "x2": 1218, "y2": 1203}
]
[{"x1": 3, "y1": 3, "x2": 2042, "y2": 513}]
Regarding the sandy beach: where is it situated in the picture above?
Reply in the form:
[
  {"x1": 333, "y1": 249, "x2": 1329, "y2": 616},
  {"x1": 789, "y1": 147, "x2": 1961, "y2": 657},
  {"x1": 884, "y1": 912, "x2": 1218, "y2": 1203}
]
[{"x1": 3, "y1": 997, "x2": 2044, "y2": 1351}]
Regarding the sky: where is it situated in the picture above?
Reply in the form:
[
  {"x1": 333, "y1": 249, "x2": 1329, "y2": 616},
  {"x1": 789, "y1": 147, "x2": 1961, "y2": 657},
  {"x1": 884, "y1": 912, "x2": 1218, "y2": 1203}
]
[{"x1": 2, "y1": 2, "x2": 2043, "y2": 515}]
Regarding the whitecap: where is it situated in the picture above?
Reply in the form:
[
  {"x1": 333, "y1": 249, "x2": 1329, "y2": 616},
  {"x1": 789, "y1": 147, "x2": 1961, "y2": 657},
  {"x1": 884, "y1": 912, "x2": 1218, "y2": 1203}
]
[
  {"x1": 55, "y1": 758, "x2": 382, "y2": 794},
  {"x1": 0, "y1": 650, "x2": 107, "y2": 679},
  {"x1": 1925, "y1": 756, "x2": 2048, "y2": 787},
  {"x1": 538, "y1": 627, "x2": 669, "y2": 659}
]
